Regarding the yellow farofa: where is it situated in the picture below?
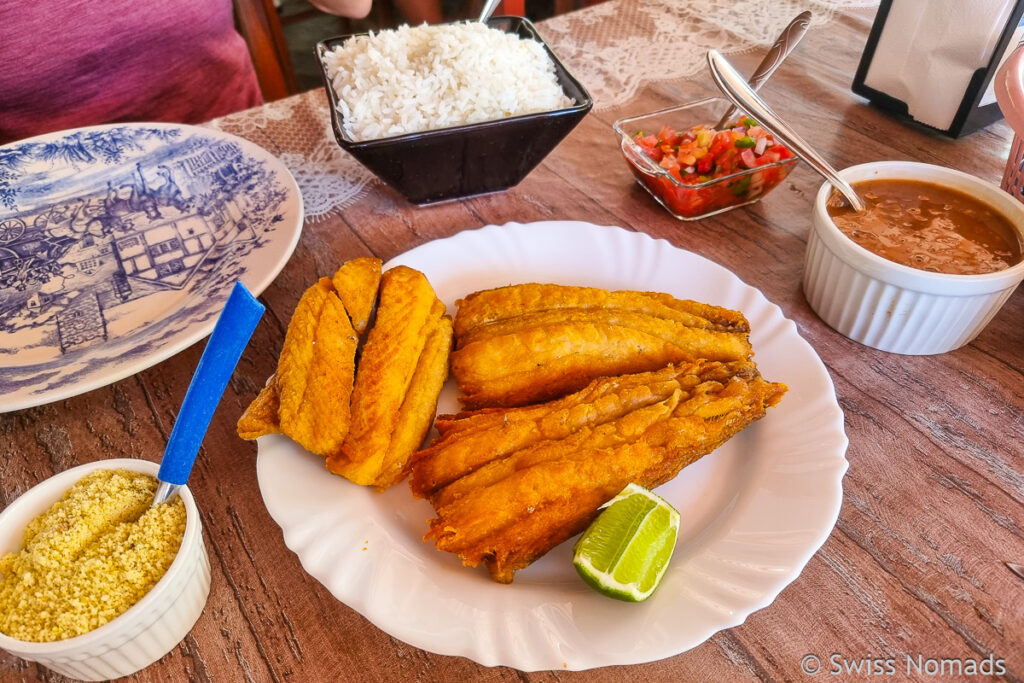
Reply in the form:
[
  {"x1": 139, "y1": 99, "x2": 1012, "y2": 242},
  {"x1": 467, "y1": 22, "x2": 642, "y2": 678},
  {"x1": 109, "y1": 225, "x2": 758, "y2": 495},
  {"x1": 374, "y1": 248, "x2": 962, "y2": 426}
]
[{"x1": 0, "y1": 468, "x2": 187, "y2": 642}]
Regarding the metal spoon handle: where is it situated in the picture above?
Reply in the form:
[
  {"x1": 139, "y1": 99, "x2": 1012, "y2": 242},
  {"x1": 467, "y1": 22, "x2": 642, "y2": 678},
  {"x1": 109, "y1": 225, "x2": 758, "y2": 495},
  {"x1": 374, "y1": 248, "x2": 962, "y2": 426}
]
[
  {"x1": 479, "y1": 0, "x2": 501, "y2": 22},
  {"x1": 152, "y1": 481, "x2": 179, "y2": 506},
  {"x1": 707, "y1": 49, "x2": 866, "y2": 213},
  {"x1": 715, "y1": 11, "x2": 812, "y2": 129}
]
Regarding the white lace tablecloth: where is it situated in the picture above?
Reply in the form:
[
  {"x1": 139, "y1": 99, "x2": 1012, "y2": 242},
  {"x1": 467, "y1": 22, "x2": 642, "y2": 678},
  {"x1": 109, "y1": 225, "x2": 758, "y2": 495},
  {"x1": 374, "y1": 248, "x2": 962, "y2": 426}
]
[
  {"x1": 540, "y1": 0, "x2": 879, "y2": 110},
  {"x1": 208, "y1": 0, "x2": 879, "y2": 220},
  {"x1": 206, "y1": 93, "x2": 377, "y2": 220}
]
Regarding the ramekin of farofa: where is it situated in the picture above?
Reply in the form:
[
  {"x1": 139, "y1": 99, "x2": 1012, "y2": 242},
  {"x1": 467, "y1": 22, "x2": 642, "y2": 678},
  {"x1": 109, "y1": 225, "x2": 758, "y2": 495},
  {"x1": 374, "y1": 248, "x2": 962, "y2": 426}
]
[{"x1": 0, "y1": 458, "x2": 210, "y2": 680}]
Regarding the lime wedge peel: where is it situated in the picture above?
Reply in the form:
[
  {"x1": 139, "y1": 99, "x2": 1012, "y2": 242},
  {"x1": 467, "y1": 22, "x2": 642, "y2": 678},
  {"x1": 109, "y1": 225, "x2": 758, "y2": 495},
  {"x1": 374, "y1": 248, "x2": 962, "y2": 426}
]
[{"x1": 573, "y1": 483, "x2": 680, "y2": 602}]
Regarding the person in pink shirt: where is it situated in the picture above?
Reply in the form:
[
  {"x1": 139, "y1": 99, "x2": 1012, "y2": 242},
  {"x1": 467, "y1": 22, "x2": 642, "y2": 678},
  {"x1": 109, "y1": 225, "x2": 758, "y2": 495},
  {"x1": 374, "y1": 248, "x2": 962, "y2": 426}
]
[{"x1": 0, "y1": 0, "x2": 372, "y2": 144}]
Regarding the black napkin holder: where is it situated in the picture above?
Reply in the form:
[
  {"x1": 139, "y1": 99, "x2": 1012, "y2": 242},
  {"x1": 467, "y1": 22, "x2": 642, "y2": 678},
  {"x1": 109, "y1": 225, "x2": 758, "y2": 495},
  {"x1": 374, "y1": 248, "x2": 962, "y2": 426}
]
[{"x1": 852, "y1": 0, "x2": 1024, "y2": 138}]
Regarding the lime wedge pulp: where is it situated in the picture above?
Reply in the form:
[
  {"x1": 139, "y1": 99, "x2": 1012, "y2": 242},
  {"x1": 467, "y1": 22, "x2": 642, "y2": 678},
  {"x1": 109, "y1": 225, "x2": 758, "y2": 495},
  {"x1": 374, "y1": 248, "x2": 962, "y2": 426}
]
[{"x1": 573, "y1": 483, "x2": 680, "y2": 602}]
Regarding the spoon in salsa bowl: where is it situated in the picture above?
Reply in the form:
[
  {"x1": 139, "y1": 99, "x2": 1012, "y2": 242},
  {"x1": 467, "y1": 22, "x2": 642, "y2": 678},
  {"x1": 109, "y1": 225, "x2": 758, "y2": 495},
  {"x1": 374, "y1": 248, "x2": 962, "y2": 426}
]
[
  {"x1": 713, "y1": 11, "x2": 812, "y2": 130},
  {"x1": 706, "y1": 49, "x2": 866, "y2": 213}
]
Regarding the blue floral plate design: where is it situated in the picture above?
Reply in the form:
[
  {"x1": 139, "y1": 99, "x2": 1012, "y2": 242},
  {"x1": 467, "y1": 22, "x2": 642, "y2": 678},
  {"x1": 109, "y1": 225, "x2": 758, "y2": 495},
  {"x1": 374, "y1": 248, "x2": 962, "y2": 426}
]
[{"x1": 0, "y1": 123, "x2": 303, "y2": 412}]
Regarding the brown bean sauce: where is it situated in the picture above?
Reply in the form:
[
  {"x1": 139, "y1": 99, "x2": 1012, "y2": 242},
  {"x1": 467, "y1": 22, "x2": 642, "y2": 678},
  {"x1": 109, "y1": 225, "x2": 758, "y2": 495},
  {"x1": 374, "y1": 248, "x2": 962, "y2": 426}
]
[{"x1": 826, "y1": 179, "x2": 1023, "y2": 275}]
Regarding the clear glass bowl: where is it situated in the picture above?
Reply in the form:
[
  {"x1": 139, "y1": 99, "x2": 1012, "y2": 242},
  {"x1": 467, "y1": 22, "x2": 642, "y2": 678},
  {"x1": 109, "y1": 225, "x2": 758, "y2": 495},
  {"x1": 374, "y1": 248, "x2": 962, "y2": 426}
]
[{"x1": 612, "y1": 97, "x2": 799, "y2": 221}]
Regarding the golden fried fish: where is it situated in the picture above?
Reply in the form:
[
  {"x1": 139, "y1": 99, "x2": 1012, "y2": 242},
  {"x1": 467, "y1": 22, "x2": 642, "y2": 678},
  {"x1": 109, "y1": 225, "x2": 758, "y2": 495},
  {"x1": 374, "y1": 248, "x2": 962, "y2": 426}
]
[
  {"x1": 329, "y1": 267, "x2": 443, "y2": 480},
  {"x1": 454, "y1": 283, "x2": 749, "y2": 338},
  {"x1": 378, "y1": 314, "x2": 454, "y2": 486},
  {"x1": 452, "y1": 320, "x2": 750, "y2": 409},
  {"x1": 236, "y1": 374, "x2": 280, "y2": 440},
  {"x1": 275, "y1": 278, "x2": 358, "y2": 459},
  {"x1": 451, "y1": 283, "x2": 753, "y2": 408},
  {"x1": 332, "y1": 256, "x2": 382, "y2": 335},
  {"x1": 412, "y1": 360, "x2": 786, "y2": 583},
  {"x1": 238, "y1": 259, "x2": 453, "y2": 490},
  {"x1": 331, "y1": 311, "x2": 453, "y2": 488},
  {"x1": 410, "y1": 368, "x2": 687, "y2": 498}
]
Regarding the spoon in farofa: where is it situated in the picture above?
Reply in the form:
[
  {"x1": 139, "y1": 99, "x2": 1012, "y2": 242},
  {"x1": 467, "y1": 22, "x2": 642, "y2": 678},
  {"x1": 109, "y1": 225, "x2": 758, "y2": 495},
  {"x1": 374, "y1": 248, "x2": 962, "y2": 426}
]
[{"x1": 152, "y1": 281, "x2": 264, "y2": 505}]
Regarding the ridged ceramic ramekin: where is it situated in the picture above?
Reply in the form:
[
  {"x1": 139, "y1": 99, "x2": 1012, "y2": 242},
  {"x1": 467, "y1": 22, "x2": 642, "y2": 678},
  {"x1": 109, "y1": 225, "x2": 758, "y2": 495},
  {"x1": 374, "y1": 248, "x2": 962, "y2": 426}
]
[
  {"x1": 0, "y1": 459, "x2": 210, "y2": 680},
  {"x1": 803, "y1": 161, "x2": 1024, "y2": 354}
]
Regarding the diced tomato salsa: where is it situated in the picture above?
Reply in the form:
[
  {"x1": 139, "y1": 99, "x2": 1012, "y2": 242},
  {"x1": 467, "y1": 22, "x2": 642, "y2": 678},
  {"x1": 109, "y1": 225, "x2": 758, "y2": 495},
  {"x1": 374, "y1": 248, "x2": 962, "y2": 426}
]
[{"x1": 625, "y1": 117, "x2": 797, "y2": 219}]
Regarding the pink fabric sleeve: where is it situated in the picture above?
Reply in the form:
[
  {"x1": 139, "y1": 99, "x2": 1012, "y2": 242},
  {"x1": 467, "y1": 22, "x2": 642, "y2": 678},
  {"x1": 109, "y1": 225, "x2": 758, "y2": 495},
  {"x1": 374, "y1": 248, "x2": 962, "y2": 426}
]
[{"x1": 0, "y1": 0, "x2": 264, "y2": 143}]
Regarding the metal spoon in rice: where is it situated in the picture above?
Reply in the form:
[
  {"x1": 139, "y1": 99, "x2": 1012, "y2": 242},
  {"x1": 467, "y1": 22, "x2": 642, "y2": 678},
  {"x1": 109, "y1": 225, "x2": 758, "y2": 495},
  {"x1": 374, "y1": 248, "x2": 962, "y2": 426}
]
[{"x1": 479, "y1": 0, "x2": 501, "y2": 23}]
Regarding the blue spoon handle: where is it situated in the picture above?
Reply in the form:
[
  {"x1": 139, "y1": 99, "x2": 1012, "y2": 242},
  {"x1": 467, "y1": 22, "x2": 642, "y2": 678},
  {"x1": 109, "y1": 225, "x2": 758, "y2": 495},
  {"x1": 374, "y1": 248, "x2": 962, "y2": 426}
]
[{"x1": 158, "y1": 281, "x2": 264, "y2": 486}]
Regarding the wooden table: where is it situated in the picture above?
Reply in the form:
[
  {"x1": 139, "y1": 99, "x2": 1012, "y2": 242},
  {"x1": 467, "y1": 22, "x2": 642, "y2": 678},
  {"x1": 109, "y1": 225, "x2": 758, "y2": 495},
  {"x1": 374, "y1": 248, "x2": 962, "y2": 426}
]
[{"x1": 3, "y1": 4, "x2": 1022, "y2": 681}]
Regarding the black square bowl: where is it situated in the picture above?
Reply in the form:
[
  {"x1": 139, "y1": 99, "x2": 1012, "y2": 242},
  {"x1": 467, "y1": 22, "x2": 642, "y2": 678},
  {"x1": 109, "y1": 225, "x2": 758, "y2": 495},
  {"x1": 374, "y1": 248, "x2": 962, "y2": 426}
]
[{"x1": 316, "y1": 17, "x2": 593, "y2": 204}]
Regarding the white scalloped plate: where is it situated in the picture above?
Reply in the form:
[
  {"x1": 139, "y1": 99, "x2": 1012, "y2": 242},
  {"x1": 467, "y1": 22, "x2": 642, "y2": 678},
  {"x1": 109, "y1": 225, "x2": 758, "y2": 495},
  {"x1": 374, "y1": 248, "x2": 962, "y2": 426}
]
[{"x1": 256, "y1": 221, "x2": 847, "y2": 671}]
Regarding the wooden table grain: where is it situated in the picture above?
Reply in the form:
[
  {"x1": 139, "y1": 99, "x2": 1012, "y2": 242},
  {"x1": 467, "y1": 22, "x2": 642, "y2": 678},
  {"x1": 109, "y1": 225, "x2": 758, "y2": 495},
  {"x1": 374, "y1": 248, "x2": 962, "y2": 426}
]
[{"x1": 3, "y1": 5, "x2": 1023, "y2": 681}]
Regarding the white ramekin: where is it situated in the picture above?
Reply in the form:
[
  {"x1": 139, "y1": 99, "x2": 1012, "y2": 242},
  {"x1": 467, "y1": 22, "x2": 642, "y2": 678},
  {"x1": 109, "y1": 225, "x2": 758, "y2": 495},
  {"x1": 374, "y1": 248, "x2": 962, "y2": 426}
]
[
  {"x1": 803, "y1": 161, "x2": 1024, "y2": 354},
  {"x1": 0, "y1": 459, "x2": 211, "y2": 680}
]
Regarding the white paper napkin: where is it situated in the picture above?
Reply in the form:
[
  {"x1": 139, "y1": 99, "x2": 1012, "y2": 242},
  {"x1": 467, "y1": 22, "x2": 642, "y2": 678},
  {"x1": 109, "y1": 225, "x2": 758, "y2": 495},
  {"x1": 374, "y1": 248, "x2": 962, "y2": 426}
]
[{"x1": 862, "y1": 0, "x2": 1016, "y2": 130}]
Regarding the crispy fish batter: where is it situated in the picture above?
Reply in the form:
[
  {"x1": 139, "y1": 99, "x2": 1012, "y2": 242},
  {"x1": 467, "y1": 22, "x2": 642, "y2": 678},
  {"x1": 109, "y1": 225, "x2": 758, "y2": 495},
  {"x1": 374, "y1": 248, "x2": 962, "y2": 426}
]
[
  {"x1": 452, "y1": 320, "x2": 750, "y2": 409},
  {"x1": 454, "y1": 283, "x2": 749, "y2": 338},
  {"x1": 331, "y1": 257, "x2": 382, "y2": 335},
  {"x1": 451, "y1": 283, "x2": 753, "y2": 408},
  {"x1": 378, "y1": 315, "x2": 454, "y2": 486},
  {"x1": 238, "y1": 259, "x2": 451, "y2": 489},
  {"x1": 236, "y1": 374, "x2": 280, "y2": 439},
  {"x1": 329, "y1": 310, "x2": 452, "y2": 488},
  {"x1": 430, "y1": 391, "x2": 682, "y2": 510},
  {"x1": 411, "y1": 360, "x2": 786, "y2": 583},
  {"x1": 330, "y1": 267, "x2": 442, "y2": 474},
  {"x1": 235, "y1": 280, "x2": 357, "y2": 456},
  {"x1": 275, "y1": 278, "x2": 359, "y2": 458},
  {"x1": 457, "y1": 307, "x2": 741, "y2": 347},
  {"x1": 410, "y1": 367, "x2": 694, "y2": 498}
]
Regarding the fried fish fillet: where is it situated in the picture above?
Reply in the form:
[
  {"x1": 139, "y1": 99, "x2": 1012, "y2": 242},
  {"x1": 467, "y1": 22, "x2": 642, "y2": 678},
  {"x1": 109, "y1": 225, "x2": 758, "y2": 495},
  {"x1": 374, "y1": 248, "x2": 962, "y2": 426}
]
[
  {"x1": 238, "y1": 259, "x2": 451, "y2": 490},
  {"x1": 378, "y1": 315, "x2": 454, "y2": 485},
  {"x1": 452, "y1": 320, "x2": 750, "y2": 409},
  {"x1": 275, "y1": 278, "x2": 359, "y2": 458},
  {"x1": 410, "y1": 368, "x2": 693, "y2": 498},
  {"x1": 454, "y1": 283, "x2": 749, "y2": 338},
  {"x1": 411, "y1": 360, "x2": 786, "y2": 583},
  {"x1": 331, "y1": 256, "x2": 382, "y2": 335},
  {"x1": 451, "y1": 283, "x2": 752, "y2": 408},
  {"x1": 457, "y1": 307, "x2": 744, "y2": 348},
  {"x1": 430, "y1": 390, "x2": 682, "y2": 510},
  {"x1": 235, "y1": 278, "x2": 358, "y2": 457},
  {"x1": 236, "y1": 374, "x2": 280, "y2": 440},
  {"x1": 327, "y1": 266, "x2": 445, "y2": 484},
  {"x1": 329, "y1": 310, "x2": 453, "y2": 488}
]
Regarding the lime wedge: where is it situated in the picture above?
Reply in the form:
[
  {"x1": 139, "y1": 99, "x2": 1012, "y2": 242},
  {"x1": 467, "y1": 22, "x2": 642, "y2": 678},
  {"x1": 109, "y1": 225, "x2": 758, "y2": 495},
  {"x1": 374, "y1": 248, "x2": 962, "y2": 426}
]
[{"x1": 572, "y1": 483, "x2": 680, "y2": 602}]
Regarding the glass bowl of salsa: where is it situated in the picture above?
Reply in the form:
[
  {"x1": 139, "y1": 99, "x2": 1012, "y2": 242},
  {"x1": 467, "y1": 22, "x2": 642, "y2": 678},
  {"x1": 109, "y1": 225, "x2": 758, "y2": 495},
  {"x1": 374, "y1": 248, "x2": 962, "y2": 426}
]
[
  {"x1": 612, "y1": 97, "x2": 798, "y2": 220},
  {"x1": 804, "y1": 161, "x2": 1024, "y2": 354}
]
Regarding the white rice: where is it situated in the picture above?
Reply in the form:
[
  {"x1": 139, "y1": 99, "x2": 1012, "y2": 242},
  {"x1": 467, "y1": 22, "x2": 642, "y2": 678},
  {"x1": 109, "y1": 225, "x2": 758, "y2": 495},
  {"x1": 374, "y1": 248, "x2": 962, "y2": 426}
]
[{"x1": 323, "y1": 23, "x2": 574, "y2": 141}]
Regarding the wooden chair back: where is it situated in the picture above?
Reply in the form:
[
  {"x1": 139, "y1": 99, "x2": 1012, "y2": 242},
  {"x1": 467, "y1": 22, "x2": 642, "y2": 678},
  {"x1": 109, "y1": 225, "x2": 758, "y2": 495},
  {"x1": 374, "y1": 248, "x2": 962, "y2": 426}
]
[{"x1": 233, "y1": 0, "x2": 299, "y2": 102}]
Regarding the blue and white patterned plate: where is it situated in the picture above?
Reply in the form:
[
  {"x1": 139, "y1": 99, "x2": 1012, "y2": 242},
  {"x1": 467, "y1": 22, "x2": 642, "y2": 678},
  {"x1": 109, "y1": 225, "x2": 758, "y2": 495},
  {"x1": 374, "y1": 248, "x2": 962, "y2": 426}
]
[{"x1": 0, "y1": 123, "x2": 303, "y2": 412}]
